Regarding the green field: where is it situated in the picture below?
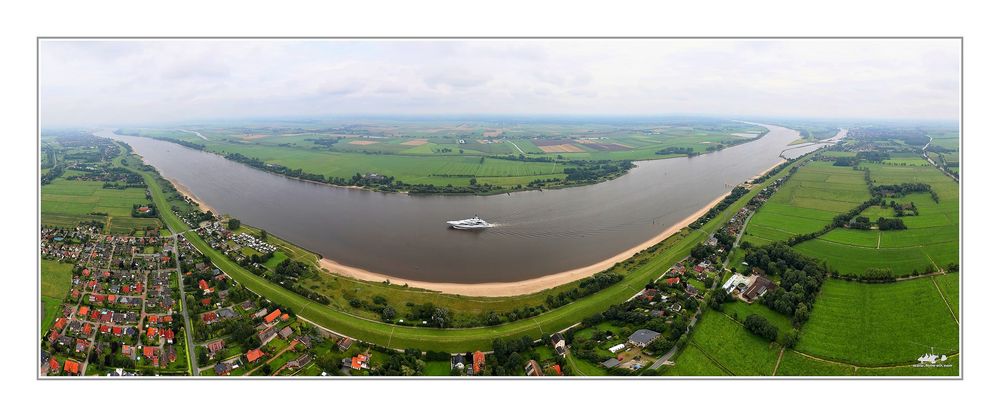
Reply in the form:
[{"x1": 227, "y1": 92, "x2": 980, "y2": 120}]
[
  {"x1": 127, "y1": 139, "x2": 808, "y2": 352},
  {"x1": 791, "y1": 158, "x2": 958, "y2": 276},
  {"x1": 662, "y1": 344, "x2": 730, "y2": 376},
  {"x1": 42, "y1": 176, "x2": 161, "y2": 233},
  {"x1": 686, "y1": 310, "x2": 781, "y2": 376},
  {"x1": 744, "y1": 161, "x2": 870, "y2": 245},
  {"x1": 796, "y1": 277, "x2": 959, "y2": 366},
  {"x1": 774, "y1": 350, "x2": 856, "y2": 376},
  {"x1": 41, "y1": 260, "x2": 73, "y2": 335}
]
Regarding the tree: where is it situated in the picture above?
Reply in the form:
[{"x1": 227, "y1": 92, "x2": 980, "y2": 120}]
[
  {"x1": 381, "y1": 306, "x2": 396, "y2": 321},
  {"x1": 227, "y1": 218, "x2": 241, "y2": 230},
  {"x1": 469, "y1": 177, "x2": 478, "y2": 186},
  {"x1": 259, "y1": 229, "x2": 268, "y2": 240}
]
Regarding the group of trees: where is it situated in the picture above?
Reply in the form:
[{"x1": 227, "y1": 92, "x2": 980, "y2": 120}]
[
  {"x1": 745, "y1": 243, "x2": 826, "y2": 328},
  {"x1": 544, "y1": 272, "x2": 623, "y2": 309},
  {"x1": 563, "y1": 160, "x2": 634, "y2": 182},
  {"x1": 690, "y1": 186, "x2": 750, "y2": 229}
]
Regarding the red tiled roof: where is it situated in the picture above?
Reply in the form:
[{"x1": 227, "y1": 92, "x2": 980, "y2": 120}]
[
  {"x1": 280, "y1": 313, "x2": 289, "y2": 321},
  {"x1": 112, "y1": 326, "x2": 122, "y2": 335},
  {"x1": 82, "y1": 323, "x2": 92, "y2": 334},
  {"x1": 665, "y1": 277, "x2": 681, "y2": 285},
  {"x1": 198, "y1": 279, "x2": 210, "y2": 290},
  {"x1": 64, "y1": 360, "x2": 80, "y2": 374},
  {"x1": 49, "y1": 358, "x2": 59, "y2": 371},
  {"x1": 143, "y1": 346, "x2": 157, "y2": 359},
  {"x1": 54, "y1": 317, "x2": 67, "y2": 330},
  {"x1": 246, "y1": 349, "x2": 263, "y2": 362},
  {"x1": 264, "y1": 309, "x2": 281, "y2": 324},
  {"x1": 146, "y1": 327, "x2": 158, "y2": 338},
  {"x1": 78, "y1": 306, "x2": 89, "y2": 316},
  {"x1": 82, "y1": 269, "x2": 91, "y2": 277},
  {"x1": 473, "y1": 351, "x2": 486, "y2": 374}
]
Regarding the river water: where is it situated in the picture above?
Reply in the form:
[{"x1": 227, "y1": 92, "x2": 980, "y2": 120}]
[{"x1": 102, "y1": 124, "x2": 841, "y2": 284}]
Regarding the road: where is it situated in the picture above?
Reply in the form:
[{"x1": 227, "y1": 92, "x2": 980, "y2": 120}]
[
  {"x1": 172, "y1": 234, "x2": 199, "y2": 375},
  {"x1": 921, "y1": 136, "x2": 959, "y2": 182},
  {"x1": 652, "y1": 210, "x2": 756, "y2": 369}
]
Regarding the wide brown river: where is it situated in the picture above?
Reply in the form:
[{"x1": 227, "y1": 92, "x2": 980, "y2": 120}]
[{"x1": 101, "y1": 124, "x2": 838, "y2": 284}]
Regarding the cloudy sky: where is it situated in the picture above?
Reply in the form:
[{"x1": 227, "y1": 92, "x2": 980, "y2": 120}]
[{"x1": 39, "y1": 39, "x2": 960, "y2": 126}]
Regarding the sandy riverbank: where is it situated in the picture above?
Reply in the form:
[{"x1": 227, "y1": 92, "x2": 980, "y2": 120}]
[
  {"x1": 318, "y1": 191, "x2": 730, "y2": 297},
  {"x1": 167, "y1": 178, "x2": 218, "y2": 214},
  {"x1": 316, "y1": 154, "x2": 796, "y2": 297}
]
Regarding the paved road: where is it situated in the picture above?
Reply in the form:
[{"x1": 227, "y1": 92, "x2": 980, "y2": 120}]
[
  {"x1": 652, "y1": 210, "x2": 755, "y2": 369},
  {"x1": 173, "y1": 234, "x2": 199, "y2": 376}
]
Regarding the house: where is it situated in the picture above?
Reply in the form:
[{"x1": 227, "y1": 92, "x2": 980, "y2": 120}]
[
  {"x1": 472, "y1": 351, "x2": 486, "y2": 374},
  {"x1": 628, "y1": 329, "x2": 661, "y2": 348},
  {"x1": 278, "y1": 326, "x2": 294, "y2": 339},
  {"x1": 206, "y1": 339, "x2": 225, "y2": 354},
  {"x1": 685, "y1": 284, "x2": 700, "y2": 297},
  {"x1": 337, "y1": 337, "x2": 354, "y2": 352},
  {"x1": 246, "y1": 349, "x2": 264, "y2": 363},
  {"x1": 547, "y1": 332, "x2": 567, "y2": 357},
  {"x1": 287, "y1": 354, "x2": 312, "y2": 369},
  {"x1": 451, "y1": 354, "x2": 465, "y2": 370},
  {"x1": 63, "y1": 360, "x2": 80, "y2": 375},
  {"x1": 214, "y1": 362, "x2": 232, "y2": 376},
  {"x1": 253, "y1": 308, "x2": 268, "y2": 319},
  {"x1": 257, "y1": 326, "x2": 278, "y2": 345},
  {"x1": 547, "y1": 364, "x2": 563, "y2": 376},
  {"x1": 524, "y1": 360, "x2": 543, "y2": 376},
  {"x1": 665, "y1": 277, "x2": 681, "y2": 286},
  {"x1": 264, "y1": 309, "x2": 282, "y2": 324},
  {"x1": 143, "y1": 346, "x2": 158, "y2": 360},
  {"x1": 742, "y1": 275, "x2": 777, "y2": 302},
  {"x1": 722, "y1": 273, "x2": 753, "y2": 294},
  {"x1": 601, "y1": 358, "x2": 621, "y2": 368},
  {"x1": 202, "y1": 312, "x2": 218, "y2": 324},
  {"x1": 346, "y1": 354, "x2": 369, "y2": 370}
]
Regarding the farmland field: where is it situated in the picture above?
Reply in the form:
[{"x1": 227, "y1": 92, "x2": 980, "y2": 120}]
[
  {"x1": 796, "y1": 277, "x2": 959, "y2": 366},
  {"x1": 687, "y1": 310, "x2": 781, "y2": 376},
  {"x1": 744, "y1": 161, "x2": 870, "y2": 244},
  {"x1": 42, "y1": 177, "x2": 161, "y2": 233},
  {"x1": 662, "y1": 345, "x2": 730, "y2": 376},
  {"x1": 792, "y1": 157, "x2": 958, "y2": 276},
  {"x1": 774, "y1": 350, "x2": 855, "y2": 376},
  {"x1": 118, "y1": 119, "x2": 769, "y2": 190}
]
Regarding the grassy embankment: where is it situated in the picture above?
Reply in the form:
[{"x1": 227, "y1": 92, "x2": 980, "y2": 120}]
[{"x1": 121, "y1": 141, "x2": 803, "y2": 352}]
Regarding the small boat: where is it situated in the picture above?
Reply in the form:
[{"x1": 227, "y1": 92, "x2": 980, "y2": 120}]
[{"x1": 447, "y1": 215, "x2": 493, "y2": 230}]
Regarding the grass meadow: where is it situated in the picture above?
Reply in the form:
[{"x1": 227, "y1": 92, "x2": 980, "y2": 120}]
[{"x1": 796, "y1": 277, "x2": 959, "y2": 366}]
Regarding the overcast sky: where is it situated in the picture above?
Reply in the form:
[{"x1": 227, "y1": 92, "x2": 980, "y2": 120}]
[{"x1": 39, "y1": 39, "x2": 960, "y2": 126}]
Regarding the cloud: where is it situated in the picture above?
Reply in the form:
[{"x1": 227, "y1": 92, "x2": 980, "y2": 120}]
[{"x1": 39, "y1": 39, "x2": 960, "y2": 127}]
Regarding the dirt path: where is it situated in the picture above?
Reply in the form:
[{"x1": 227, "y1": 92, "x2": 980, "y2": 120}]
[
  {"x1": 930, "y1": 276, "x2": 959, "y2": 324},
  {"x1": 772, "y1": 347, "x2": 785, "y2": 376}
]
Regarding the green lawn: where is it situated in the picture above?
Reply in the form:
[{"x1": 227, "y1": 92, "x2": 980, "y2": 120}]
[{"x1": 796, "y1": 277, "x2": 959, "y2": 366}]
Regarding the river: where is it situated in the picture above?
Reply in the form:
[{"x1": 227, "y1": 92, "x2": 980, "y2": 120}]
[{"x1": 101, "y1": 124, "x2": 843, "y2": 285}]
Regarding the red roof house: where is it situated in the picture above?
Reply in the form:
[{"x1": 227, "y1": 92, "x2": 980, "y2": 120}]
[
  {"x1": 264, "y1": 309, "x2": 281, "y2": 324},
  {"x1": 246, "y1": 348, "x2": 264, "y2": 363},
  {"x1": 63, "y1": 360, "x2": 80, "y2": 375}
]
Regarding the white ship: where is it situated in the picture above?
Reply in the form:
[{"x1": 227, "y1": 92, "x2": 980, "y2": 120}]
[{"x1": 447, "y1": 215, "x2": 493, "y2": 230}]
